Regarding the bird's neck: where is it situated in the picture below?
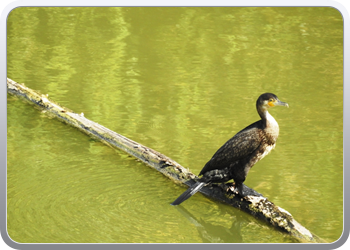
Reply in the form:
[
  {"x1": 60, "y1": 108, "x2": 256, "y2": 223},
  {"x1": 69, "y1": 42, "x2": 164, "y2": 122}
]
[{"x1": 259, "y1": 108, "x2": 280, "y2": 141}]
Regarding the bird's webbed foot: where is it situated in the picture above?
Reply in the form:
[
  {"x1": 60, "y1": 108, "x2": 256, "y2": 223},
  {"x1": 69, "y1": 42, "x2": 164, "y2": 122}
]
[{"x1": 230, "y1": 183, "x2": 263, "y2": 197}]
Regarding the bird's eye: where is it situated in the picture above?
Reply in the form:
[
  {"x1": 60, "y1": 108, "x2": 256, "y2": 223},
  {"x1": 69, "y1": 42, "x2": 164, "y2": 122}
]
[{"x1": 269, "y1": 98, "x2": 274, "y2": 102}]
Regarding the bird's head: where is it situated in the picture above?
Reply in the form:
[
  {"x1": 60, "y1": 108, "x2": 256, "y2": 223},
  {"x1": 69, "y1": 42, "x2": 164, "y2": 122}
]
[{"x1": 257, "y1": 93, "x2": 289, "y2": 111}]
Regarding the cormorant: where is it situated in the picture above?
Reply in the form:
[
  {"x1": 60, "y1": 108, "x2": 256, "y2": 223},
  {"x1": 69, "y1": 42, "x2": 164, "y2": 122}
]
[{"x1": 171, "y1": 93, "x2": 288, "y2": 205}]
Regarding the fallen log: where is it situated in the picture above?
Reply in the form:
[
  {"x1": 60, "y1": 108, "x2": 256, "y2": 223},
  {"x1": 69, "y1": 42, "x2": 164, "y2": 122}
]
[{"x1": 6, "y1": 78, "x2": 325, "y2": 243}]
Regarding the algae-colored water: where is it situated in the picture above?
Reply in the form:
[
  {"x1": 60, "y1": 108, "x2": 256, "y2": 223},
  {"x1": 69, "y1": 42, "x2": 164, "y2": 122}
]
[{"x1": 7, "y1": 7, "x2": 343, "y2": 243}]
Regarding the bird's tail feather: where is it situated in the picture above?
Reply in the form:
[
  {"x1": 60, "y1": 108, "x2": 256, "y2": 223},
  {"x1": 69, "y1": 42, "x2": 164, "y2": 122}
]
[{"x1": 171, "y1": 182, "x2": 206, "y2": 205}]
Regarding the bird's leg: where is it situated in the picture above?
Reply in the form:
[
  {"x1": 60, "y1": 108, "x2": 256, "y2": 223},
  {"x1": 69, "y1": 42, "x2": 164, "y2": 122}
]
[{"x1": 232, "y1": 183, "x2": 245, "y2": 197}]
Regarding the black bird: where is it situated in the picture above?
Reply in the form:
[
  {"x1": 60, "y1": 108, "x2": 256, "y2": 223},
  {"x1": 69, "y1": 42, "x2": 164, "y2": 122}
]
[{"x1": 171, "y1": 93, "x2": 288, "y2": 205}]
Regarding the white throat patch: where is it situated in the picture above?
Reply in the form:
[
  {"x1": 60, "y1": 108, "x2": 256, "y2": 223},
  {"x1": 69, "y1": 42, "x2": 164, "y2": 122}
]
[{"x1": 266, "y1": 111, "x2": 278, "y2": 128}]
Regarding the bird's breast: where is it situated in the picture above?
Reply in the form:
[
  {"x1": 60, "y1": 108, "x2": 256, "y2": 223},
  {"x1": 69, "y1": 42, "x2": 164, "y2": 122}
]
[
  {"x1": 258, "y1": 143, "x2": 276, "y2": 160},
  {"x1": 248, "y1": 142, "x2": 276, "y2": 168}
]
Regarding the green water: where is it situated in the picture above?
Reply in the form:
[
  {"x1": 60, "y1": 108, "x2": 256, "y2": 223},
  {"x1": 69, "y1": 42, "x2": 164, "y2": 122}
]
[{"x1": 7, "y1": 7, "x2": 343, "y2": 243}]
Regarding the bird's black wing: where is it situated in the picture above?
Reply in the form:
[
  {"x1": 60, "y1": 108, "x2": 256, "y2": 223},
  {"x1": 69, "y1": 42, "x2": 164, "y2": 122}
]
[{"x1": 199, "y1": 121, "x2": 263, "y2": 175}]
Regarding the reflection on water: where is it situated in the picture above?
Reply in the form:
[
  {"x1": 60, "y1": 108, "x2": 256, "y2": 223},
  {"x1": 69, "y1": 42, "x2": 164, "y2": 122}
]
[
  {"x1": 172, "y1": 198, "x2": 301, "y2": 243},
  {"x1": 174, "y1": 205, "x2": 244, "y2": 243},
  {"x1": 7, "y1": 7, "x2": 342, "y2": 243}
]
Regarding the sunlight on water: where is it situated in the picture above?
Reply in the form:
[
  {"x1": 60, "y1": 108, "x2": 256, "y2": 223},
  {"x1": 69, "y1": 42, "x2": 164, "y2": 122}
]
[{"x1": 7, "y1": 7, "x2": 342, "y2": 243}]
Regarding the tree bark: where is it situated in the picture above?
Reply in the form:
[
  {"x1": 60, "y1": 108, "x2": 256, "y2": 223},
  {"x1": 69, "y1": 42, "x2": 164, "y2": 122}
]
[{"x1": 7, "y1": 78, "x2": 325, "y2": 243}]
